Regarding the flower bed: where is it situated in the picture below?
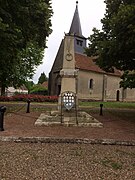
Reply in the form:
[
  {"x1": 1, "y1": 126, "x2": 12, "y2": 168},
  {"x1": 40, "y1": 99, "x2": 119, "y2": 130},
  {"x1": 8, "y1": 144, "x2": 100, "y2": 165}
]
[{"x1": 0, "y1": 94, "x2": 58, "y2": 102}]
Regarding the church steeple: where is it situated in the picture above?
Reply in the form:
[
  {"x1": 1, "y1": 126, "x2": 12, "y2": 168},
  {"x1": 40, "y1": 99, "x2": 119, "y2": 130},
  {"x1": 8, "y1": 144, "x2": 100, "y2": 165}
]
[
  {"x1": 68, "y1": 1, "x2": 86, "y2": 54},
  {"x1": 69, "y1": 1, "x2": 83, "y2": 37}
]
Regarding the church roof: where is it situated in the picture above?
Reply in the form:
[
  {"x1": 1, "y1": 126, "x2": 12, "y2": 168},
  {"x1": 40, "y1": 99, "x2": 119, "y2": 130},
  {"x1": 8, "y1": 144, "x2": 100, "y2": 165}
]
[
  {"x1": 69, "y1": 1, "x2": 83, "y2": 37},
  {"x1": 75, "y1": 53, "x2": 122, "y2": 77}
]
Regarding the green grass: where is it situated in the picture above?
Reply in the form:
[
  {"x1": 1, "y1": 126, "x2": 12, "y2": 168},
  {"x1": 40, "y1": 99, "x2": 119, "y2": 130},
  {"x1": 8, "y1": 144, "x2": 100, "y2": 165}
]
[
  {"x1": 1, "y1": 101, "x2": 135, "y2": 114},
  {"x1": 116, "y1": 149, "x2": 135, "y2": 158},
  {"x1": 79, "y1": 101, "x2": 135, "y2": 109},
  {"x1": 101, "y1": 158, "x2": 122, "y2": 170}
]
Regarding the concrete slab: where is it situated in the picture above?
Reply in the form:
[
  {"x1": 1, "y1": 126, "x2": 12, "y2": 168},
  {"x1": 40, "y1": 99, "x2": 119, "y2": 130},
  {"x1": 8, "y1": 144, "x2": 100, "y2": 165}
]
[{"x1": 35, "y1": 111, "x2": 103, "y2": 127}]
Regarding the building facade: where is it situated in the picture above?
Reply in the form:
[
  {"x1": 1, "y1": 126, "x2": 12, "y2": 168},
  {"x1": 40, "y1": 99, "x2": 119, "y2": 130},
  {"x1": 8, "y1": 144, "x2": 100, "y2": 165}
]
[{"x1": 48, "y1": 2, "x2": 135, "y2": 102}]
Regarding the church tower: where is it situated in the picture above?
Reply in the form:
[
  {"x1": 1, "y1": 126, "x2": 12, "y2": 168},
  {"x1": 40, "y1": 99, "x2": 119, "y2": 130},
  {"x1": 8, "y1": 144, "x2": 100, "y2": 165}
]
[
  {"x1": 49, "y1": 1, "x2": 86, "y2": 96},
  {"x1": 69, "y1": 1, "x2": 87, "y2": 54}
]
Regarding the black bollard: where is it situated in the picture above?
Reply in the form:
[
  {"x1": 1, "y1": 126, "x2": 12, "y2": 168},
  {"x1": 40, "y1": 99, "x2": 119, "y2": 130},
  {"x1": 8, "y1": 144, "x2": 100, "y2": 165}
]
[
  {"x1": 100, "y1": 104, "x2": 103, "y2": 116},
  {"x1": 0, "y1": 106, "x2": 6, "y2": 131},
  {"x1": 26, "y1": 100, "x2": 31, "y2": 113}
]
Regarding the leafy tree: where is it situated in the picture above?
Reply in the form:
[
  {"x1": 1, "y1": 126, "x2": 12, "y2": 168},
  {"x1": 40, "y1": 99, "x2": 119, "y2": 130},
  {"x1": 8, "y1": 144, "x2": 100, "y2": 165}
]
[
  {"x1": 38, "y1": 72, "x2": 48, "y2": 84},
  {"x1": 24, "y1": 80, "x2": 34, "y2": 93},
  {"x1": 86, "y1": 0, "x2": 135, "y2": 88},
  {"x1": 0, "y1": 0, "x2": 53, "y2": 95},
  {"x1": 30, "y1": 84, "x2": 48, "y2": 95}
]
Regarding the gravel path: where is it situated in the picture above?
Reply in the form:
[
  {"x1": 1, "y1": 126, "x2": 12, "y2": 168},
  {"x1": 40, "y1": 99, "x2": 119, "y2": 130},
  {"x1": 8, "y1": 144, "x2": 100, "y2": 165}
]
[
  {"x1": 0, "y1": 142, "x2": 135, "y2": 180},
  {"x1": 0, "y1": 105, "x2": 134, "y2": 179},
  {"x1": 1, "y1": 110, "x2": 135, "y2": 141}
]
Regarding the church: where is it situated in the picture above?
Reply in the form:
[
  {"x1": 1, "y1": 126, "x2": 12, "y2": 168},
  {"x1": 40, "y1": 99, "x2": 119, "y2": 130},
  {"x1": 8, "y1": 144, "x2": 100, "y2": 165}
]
[{"x1": 48, "y1": 2, "x2": 135, "y2": 102}]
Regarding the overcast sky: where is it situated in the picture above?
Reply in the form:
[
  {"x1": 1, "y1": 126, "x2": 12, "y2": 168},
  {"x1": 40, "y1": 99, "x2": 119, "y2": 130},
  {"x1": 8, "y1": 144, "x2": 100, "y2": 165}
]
[{"x1": 33, "y1": 0, "x2": 106, "y2": 83}]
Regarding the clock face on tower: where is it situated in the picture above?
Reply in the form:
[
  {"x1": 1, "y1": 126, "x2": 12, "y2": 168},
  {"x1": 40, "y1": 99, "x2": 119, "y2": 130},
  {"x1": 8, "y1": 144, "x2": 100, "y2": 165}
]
[{"x1": 65, "y1": 53, "x2": 73, "y2": 61}]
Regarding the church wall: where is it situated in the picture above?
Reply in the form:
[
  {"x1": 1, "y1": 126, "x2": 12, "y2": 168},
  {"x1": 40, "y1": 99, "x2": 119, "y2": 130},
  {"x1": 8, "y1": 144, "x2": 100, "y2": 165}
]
[
  {"x1": 125, "y1": 88, "x2": 135, "y2": 101},
  {"x1": 49, "y1": 72, "x2": 61, "y2": 96},
  {"x1": 77, "y1": 70, "x2": 135, "y2": 101},
  {"x1": 48, "y1": 40, "x2": 64, "y2": 95},
  {"x1": 106, "y1": 75, "x2": 135, "y2": 101},
  {"x1": 49, "y1": 72, "x2": 57, "y2": 95},
  {"x1": 77, "y1": 70, "x2": 103, "y2": 100},
  {"x1": 106, "y1": 75, "x2": 122, "y2": 101}
]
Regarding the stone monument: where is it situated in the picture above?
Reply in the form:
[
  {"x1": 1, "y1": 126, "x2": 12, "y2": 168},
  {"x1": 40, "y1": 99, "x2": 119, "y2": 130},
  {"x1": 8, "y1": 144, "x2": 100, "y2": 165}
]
[
  {"x1": 58, "y1": 34, "x2": 78, "y2": 109},
  {"x1": 60, "y1": 35, "x2": 77, "y2": 93},
  {"x1": 35, "y1": 35, "x2": 103, "y2": 127},
  {"x1": 58, "y1": 34, "x2": 78, "y2": 124}
]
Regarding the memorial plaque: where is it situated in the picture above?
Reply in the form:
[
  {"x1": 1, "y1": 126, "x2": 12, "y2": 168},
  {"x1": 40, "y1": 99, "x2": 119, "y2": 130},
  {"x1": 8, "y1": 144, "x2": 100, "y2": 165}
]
[{"x1": 62, "y1": 92, "x2": 75, "y2": 110}]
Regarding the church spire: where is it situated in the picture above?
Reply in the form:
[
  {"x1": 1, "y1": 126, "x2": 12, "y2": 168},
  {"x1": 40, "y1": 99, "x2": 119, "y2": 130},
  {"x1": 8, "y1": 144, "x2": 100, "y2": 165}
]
[{"x1": 69, "y1": 1, "x2": 83, "y2": 37}]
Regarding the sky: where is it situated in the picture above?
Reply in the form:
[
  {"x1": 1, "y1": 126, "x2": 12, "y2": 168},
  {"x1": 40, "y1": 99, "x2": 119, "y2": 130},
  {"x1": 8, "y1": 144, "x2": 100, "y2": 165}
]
[{"x1": 33, "y1": 0, "x2": 106, "y2": 83}]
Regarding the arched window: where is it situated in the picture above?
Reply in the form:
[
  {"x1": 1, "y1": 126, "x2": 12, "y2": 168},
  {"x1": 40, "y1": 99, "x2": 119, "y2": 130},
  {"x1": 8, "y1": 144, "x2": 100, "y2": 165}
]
[{"x1": 89, "y1": 79, "x2": 93, "y2": 89}]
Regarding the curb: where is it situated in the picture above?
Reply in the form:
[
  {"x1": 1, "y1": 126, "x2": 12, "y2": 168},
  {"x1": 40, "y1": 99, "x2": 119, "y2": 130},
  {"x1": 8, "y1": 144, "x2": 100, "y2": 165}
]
[{"x1": 0, "y1": 136, "x2": 135, "y2": 146}]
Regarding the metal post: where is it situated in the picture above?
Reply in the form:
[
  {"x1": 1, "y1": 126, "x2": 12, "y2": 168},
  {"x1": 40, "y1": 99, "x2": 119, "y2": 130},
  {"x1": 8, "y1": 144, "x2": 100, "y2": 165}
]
[
  {"x1": 75, "y1": 95, "x2": 78, "y2": 125},
  {"x1": 0, "y1": 106, "x2": 6, "y2": 131},
  {"x1": 100, "y1": 104, "x2": 103, "y2": 116},
  {"x1": 26, "y1": 100, "x2": 31, "y2": 113},
  {"x1": 61, "y1": 95, "x2": 63, "y2": 123}
]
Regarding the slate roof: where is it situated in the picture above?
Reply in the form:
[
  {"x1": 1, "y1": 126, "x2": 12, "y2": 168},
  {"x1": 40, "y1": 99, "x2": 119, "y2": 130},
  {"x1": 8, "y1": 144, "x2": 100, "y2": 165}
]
[
  {"x1": 75, "y1": 53, "x2": 122, "y2": 77},
  {"x1": 69, "y1": 2, "x2": 83, "y2": 37}
]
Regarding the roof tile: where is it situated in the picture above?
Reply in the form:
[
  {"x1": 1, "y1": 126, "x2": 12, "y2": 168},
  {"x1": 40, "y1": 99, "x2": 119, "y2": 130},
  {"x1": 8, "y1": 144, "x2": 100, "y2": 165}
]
[{"x1": 75, "y1": 53, "x2": 122, "y2": 76}]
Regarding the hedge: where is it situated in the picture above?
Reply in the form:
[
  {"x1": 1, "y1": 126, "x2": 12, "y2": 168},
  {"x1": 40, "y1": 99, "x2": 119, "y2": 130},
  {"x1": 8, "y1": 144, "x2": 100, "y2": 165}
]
[{"x1": 0, "y1": 94, "x2": 58, "y2": 102}]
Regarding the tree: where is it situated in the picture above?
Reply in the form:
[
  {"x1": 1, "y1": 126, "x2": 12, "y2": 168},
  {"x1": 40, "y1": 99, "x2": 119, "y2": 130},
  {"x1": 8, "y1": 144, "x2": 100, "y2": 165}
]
[
  {"x1": 24, "y1": 80, "x2": 34, "y2": 93},
  {"x1": 38, "y1": 72, "x2": 48, "y2": 84},
  {"x1": 0, "y1": 0, "x2": 53, "y2": 95},
  {"x1": 86, "y1": 0, "x2": 135, "y2": 88},
  {"x1": 30, "y1": 84, "x2": 48, "y2": 95}
]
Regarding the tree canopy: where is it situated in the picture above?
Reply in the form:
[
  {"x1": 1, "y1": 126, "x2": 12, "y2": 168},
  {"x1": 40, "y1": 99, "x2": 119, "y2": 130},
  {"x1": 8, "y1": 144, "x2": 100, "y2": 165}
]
[
  {"x1": 0, "y1": 0, "x2": 53, "y2": 95},
  {"x1": 24, "y1": 80, "x2": 34, "y2": 93},
  {"x1": 38, "y1": 72, "x2": 48, "y2": 84},
  {"x1": 85, "y1": 0, "x2": 135, "y2": 88}
]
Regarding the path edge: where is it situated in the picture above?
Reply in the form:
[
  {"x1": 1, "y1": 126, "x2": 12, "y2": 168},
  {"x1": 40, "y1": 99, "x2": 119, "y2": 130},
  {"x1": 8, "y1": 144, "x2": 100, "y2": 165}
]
[{"x1": 0, "y1": 136, "x2": 135, "y2": 146}]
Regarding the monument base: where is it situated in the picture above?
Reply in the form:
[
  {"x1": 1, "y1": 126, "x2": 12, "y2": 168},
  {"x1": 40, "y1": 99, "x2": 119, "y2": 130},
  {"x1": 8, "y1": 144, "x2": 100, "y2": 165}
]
[{"x1": 35, "y1": 111, "x2": 103, "y2": 127}]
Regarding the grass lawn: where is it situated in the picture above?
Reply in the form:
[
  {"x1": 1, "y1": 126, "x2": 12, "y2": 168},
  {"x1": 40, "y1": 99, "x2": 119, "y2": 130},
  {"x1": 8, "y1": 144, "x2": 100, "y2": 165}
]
[
  {"x1": 79, "y1": 101, "x2": 135, "y2": 109},
  {"x1": 0, "y1": 101, "x2": 135, "y2": 115}
]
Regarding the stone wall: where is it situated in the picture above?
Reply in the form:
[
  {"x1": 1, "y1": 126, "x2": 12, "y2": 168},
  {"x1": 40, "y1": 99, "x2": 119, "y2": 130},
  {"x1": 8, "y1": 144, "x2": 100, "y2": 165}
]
[
  {"x1": 77, "y1": 70, "x2": 103, "y2": 100},
  {"x1": 77, "y1": 70, "x2": 135, "y2": 102}
]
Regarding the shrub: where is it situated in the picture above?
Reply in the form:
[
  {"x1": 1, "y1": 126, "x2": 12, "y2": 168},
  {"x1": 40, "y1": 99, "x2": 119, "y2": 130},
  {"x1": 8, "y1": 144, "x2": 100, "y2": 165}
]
[
  {"x1": 0, "y1": 94, "x2": 58, "y2": 102},
  {"x1": 29, "y1": 84, "x2": 48, "y2": 95}
]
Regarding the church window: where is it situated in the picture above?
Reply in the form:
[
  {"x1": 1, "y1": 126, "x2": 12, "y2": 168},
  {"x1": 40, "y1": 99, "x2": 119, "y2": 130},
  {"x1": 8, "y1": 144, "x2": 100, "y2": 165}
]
[
  {"x1": 89, "y1": 79, "x2": 94, "y2": 89},
  {"x1": 76, "y1": 39, "x2": 83, "y2": 46}
]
